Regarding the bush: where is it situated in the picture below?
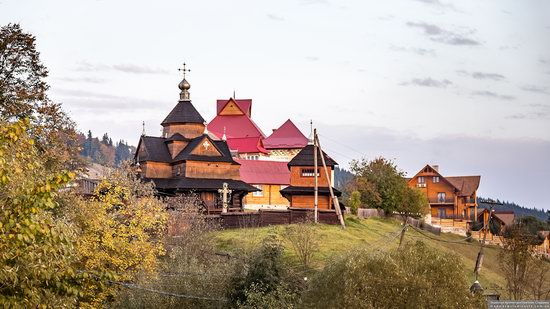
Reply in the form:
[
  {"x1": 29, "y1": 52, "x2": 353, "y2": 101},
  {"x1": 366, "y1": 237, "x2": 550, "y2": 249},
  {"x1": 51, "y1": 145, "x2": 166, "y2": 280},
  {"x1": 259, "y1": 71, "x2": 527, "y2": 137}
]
[{"x1": 302, "y1": 241, "x2": 484, "y2": 308}]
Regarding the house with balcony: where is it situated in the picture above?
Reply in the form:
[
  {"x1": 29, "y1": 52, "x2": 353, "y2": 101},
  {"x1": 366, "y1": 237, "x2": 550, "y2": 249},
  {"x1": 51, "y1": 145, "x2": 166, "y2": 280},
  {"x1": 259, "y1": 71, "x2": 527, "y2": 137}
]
[{"x1": 407, "y1": 164, "x2": 481, "y2": 229}]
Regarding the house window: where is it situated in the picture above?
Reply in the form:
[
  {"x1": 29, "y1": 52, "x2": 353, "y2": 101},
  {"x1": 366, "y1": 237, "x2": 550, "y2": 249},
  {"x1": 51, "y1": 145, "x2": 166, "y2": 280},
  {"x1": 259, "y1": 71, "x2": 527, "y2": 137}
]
[
  {"x1": 176, "y1": 166, "x2": 181, "y2": 176},
  {"x1": 301, "y1": 168, "x2": 320, "y2": 177},
  {"x1": 246, "y1": 154, "x2": 259, "y2": 160},
  {"x1": 252, "y1": 185, "x2": 263, "y2": 197},
  {"x1": 418, "y1": 176, "x2": 425, "y2": 183},
  {"x1": 437, "y1": 192, "x2": 446, "y2": 203},
  {"x1": 433, "y1": 176, "x2": 439, "y2": 183}
]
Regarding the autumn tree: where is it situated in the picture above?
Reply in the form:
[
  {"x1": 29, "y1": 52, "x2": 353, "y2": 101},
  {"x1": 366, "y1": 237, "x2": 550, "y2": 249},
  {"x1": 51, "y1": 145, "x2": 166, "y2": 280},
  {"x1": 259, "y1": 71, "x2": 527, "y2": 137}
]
[
  {"x1": 0, "y1": 23, "x2": 82, "y2": 170},
  {"x1": 499, "y1": 225, "x2": 538, "y2": 300},
  {"x1": 0, "y1": 119, "x2": 81, "y2": 307},
  {"x1": 349, "y1": 157, "x2": 407, "y2": 212},
  {"x1": 61, "y1": 163, "x2": 167, "y2": 307}
]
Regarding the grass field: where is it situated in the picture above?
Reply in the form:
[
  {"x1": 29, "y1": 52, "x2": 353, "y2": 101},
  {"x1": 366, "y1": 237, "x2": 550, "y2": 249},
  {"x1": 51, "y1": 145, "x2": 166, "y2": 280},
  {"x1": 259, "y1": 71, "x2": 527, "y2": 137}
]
[{"x1": 212, "y1": 216, "x2": 506, "y2": 292}]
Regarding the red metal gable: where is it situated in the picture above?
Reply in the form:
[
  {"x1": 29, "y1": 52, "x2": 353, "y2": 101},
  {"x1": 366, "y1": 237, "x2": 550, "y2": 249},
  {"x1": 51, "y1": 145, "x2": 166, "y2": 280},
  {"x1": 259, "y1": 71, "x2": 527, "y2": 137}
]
[
  {"x1": 216, "y1": 98, "x2": 252, "y2": 117},
  {"x1": 235, "y1": 159, "x2": 290, "y2": 185},
  {"x1": 263, "y1": 119, "x2": 308, "y2": 149},
  {"x1": 208, "y1": 114, "x2": 265, "y2": 140},
  {"x1": 226, "y1": 137, "x2": 268, "y2": 154}
]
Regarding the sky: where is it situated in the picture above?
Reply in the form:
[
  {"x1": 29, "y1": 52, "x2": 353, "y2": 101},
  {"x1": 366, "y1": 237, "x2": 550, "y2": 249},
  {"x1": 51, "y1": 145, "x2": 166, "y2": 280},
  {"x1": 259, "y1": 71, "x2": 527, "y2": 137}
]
[{"x1": 2, "y1": 0, "x2": 549, "y2": 210}]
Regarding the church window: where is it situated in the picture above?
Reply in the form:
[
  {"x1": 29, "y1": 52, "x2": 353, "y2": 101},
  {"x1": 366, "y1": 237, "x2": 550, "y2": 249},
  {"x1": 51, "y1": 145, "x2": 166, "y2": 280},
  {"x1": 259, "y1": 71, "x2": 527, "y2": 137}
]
[{"x1": 301, "y1": 168, "x2": 320, "y2": 177}]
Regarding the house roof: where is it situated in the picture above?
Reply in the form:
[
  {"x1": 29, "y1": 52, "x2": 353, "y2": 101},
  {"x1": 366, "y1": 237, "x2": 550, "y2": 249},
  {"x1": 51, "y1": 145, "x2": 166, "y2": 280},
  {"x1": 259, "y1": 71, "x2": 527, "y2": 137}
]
[
  {"x1": 478, "y1": 210, "x2": 515, "y2": 226},
  {"x1": 494, "y1": 212, "x2": 515, "y2": 226},
  {"x1": 143, "y1": 177, "x2": 258, "y2": 192},
  {"x1": 161, "y1": 100, "x2": 205, "y2": 126},
  {"x1": 208, "y1": 114, "x2": 265, "y2": 140},
  {"x1": 226, "y1": 137, "x2": 268, "y2": 154},
  {"x1": 216, "y1": 98, "x2": 252, "y2": 117},
  {"x1": 408, "y1": 165, "x2": 480, "y2": 196},
  {"x1": 287, "y1": 144, "x2": 338, "y2": 167},
  {"x1": 263, "y1": 119, "x2": 308, "y2": 150},
  {"x1": 446, "y1": 176, "x2": 481, "y2": 196},
  {"x1": 235, "y1": 159, "x2": 290, "y2": 185}
]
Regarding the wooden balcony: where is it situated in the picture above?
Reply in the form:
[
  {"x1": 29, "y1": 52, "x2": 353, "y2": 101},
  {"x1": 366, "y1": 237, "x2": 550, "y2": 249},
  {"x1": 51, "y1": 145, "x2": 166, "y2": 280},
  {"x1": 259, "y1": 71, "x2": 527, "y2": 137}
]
[{"x1": 428, "y1": 197, "x2": 455, "y2": 204}]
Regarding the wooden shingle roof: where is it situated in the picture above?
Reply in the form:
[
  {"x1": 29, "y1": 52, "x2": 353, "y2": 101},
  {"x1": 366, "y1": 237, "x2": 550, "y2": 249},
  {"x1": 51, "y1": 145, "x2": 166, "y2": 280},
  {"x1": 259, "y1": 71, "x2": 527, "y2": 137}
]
[
  {"x1": 161, "y1": 100, "x2": 205, "y2": 125},
  {"x1": 287, "y1": 144, "x2": 338, "y2": 167}
]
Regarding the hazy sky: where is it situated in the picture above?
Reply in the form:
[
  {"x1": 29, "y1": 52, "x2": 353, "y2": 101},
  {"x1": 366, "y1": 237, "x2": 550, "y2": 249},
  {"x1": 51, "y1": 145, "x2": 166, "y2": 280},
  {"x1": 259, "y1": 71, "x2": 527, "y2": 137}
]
[{"x1": 2, "y1": 0, "x2": 549, "y2": 209}]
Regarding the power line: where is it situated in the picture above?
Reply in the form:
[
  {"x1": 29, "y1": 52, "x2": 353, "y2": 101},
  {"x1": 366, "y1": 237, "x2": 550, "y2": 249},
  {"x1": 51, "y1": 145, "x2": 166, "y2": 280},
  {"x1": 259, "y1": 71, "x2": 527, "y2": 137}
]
[
  {"x1": 113, "y1": 281, "x2": 227, "y2": 302},
  {"x1": 318, "y1": 133, "x2": 369, "y2": 159}
]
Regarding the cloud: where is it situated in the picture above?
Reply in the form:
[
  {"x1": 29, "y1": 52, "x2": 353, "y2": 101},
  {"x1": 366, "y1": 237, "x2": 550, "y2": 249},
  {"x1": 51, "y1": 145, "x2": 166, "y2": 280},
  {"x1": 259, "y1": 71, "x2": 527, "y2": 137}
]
[
  {"x1": 57, "y1": 77, "x2": 107, "y2": 83},
  {"x1": 400, "y1": 78, "x2": 452, "y2": 88},
  {"x1": 266, "y1": 14, "x2": 285, "y2": 21},
  {"x1": 75, "y1": 61, "x2": 168, "y2": 74},
  {"x1": 51, "y1": 88, "x2": 160, "y2": 111},
  {"x1": 390, "y1": 45, "x2": 436, "y2": 56},
  {"x1": 406, "y1": 22, "x2": 481, "y2": 46},
  {"x1": 305, "y1": 56, "x2": 319, "y2": 61},
  {"x1": 470, "y1": 90, "x2": 516, "y2": 100},
  {"x1": 520, "y1": 85, "x2": 549, "y2": 94},
  {"x1": 412, "y1": 0, "x2": 456, "y2": 10},
  {"x1": 111, "y1": 64, "x2": 168, "y2": 74},
  {"x1": 456, "y1": 70, "x2": 506, "y2": 81},
  {"x1": 317, "y1": 122, "x2": 550, "y2": 209},
  {"x1": 506, "y1": 111, "x2": 549, "y2": 120}
]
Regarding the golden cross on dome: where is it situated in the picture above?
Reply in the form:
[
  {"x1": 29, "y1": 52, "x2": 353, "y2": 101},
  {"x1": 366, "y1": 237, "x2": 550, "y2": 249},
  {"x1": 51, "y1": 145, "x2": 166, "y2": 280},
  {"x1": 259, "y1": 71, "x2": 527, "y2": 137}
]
[{"x1": 178, "y1": 62, "x2": 191, "y2": 79}]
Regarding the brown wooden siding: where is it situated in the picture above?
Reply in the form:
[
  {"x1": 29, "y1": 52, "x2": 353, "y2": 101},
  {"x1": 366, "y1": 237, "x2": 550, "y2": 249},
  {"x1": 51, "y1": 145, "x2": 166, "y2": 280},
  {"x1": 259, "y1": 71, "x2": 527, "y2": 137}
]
[
  {"x1": 163, "y1": 123, "x2": 205, "y2": 139},
  {"x1": 190, "y1": 137, "x2": 223, "y2": 156},
  {"x1": 142, "y1": 161, "x2": 172, "y2": 178},
  {"x1": 291, "y1": 195, "x2": 331, "y2": 209},
  {"x1": 289, "y1": 166, "x2": 331, "y2": 187},
  {"x1": 185, "y1": 161, "x2": 240, "y2": 180},
  {"x1": 244, "y1": 184, "x2": 290, "y2": 206},
  {"x1": 168, "y1": 141, "x2": 189, "y2": 158}
]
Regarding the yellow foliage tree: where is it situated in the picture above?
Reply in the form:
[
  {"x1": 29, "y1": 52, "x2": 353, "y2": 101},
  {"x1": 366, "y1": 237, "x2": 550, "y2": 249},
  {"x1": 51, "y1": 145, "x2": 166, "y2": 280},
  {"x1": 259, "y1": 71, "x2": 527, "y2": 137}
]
[
  {"x1": 0, "y1": 119, "x2": 80, "y2": 307},
  {"x1": 64, "y1": 165, "x2": 167, "y2": 307}
]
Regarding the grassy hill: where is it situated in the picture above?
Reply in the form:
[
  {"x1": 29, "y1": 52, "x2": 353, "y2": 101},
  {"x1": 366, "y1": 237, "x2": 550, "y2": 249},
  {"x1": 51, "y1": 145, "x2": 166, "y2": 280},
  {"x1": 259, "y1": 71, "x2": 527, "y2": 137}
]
[{"x1": 213, "y1": 216, "x2": 506, "y2": 293}]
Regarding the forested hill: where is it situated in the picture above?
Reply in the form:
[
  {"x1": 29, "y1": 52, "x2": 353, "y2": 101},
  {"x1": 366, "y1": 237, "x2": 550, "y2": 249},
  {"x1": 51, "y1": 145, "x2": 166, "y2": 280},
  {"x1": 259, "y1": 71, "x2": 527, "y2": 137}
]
[
  {"x1": 78, "y1": 131, "x2": 136, "y2": 167},
  {"x1": 478, "y1": 197, "x2": 548, "y2": 221}
]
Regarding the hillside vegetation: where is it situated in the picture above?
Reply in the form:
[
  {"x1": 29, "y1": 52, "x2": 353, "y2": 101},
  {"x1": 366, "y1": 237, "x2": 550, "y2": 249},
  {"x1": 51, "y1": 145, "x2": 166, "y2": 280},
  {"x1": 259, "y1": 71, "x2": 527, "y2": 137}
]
[{"x1": 213, "y1": 216, "x2": 506, "y2": 291}]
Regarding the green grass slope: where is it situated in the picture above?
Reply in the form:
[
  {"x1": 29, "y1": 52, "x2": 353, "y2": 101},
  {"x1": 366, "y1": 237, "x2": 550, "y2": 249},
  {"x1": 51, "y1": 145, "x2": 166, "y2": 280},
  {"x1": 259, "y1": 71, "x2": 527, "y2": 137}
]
[{"x1": 212, "y1": 216, "x2": 506, "y2": 291}]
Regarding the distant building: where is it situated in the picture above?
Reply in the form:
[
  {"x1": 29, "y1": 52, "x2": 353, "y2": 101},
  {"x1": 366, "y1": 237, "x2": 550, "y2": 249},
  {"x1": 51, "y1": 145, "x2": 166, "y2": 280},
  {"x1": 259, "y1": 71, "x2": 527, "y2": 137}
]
[
  {"x1": 407, "y1": 164, "x2": 480, "y2": 229},
  {"x1": 207, "y1": 97, "x2": 308, "y2": 210},
  {"x1": 236, "y1": 159, "x2": 290, "y2": 210},
  {"x1": 263, "y1": 119, "x2": 309, "y2": 161},
  {"x1": 134, "y1": 76, "x2": 257, "y2": 213}
]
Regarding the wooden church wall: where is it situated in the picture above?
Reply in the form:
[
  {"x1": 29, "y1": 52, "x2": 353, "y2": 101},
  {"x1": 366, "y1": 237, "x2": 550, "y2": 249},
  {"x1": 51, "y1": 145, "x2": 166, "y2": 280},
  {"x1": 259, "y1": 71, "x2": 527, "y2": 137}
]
[
  {"x1": 291, "y1": 195, "x2": 331, "y2": 209},
  {"x1": 185, "y1": 161, "x2": 240, "y2": 180},
  {"x1": 163, "y1": 123, "x2": 205, "y2": 139},
  {"x1": 143, "y1": 162, "x2": 172, "y2": 178}
]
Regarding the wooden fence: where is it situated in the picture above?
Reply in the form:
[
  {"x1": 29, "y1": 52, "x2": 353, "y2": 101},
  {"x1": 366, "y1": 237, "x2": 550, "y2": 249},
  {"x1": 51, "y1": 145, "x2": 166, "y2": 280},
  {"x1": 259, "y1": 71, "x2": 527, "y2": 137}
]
[{"x1": 218, "y1": 208, "x2": 340, "y2": 229}]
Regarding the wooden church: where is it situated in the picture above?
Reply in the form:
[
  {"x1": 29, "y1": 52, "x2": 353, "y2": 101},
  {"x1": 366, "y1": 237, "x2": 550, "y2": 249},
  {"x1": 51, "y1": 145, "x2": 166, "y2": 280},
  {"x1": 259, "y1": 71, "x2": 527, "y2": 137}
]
[{"x1": 134, "y1": 71, "x2": 258, "y2": 213}]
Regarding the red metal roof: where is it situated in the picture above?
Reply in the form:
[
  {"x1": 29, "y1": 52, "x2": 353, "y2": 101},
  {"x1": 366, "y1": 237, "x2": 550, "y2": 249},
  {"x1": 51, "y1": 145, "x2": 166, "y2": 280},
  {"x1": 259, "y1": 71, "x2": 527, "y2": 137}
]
[
  {"x1": 208, "y1": 114, "x2": 265, "y2": 140},
  {"x1": 263, "y1": 119, "x2": 308, "y2": 149},
  {"x1": 226, "y1": 137, "x2": 268, "y2": 154},
  {"x1": 216, "y1": 98, "x2": 252, "y2": 117},
  {"x1": 235, "y1": 159, "x2": 290, "y2": 185}
]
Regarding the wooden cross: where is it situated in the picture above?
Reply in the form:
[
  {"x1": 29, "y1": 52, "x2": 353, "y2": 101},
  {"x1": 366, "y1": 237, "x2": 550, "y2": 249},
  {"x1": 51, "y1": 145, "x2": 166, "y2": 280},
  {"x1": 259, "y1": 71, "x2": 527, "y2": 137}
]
[
  {"x1": 178, "y1": 62, "x2": 191, "y2": 79},
  {"x1": 218, "y1": 183, "x2": 232, "y2": 213}
]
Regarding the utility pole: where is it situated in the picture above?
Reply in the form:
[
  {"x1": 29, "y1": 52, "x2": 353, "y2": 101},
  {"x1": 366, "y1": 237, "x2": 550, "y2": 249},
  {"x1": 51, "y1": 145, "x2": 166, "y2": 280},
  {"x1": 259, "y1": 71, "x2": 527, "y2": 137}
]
[
  {"x1": 313, "y1": 128, "x2": 319, "y2": 223},
  {"x1": 474, "y1": 199, "x2": 502, "y2": 280},
  {"x1": 314, "y1": 131, "x2": 345, "y2": 229}
]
